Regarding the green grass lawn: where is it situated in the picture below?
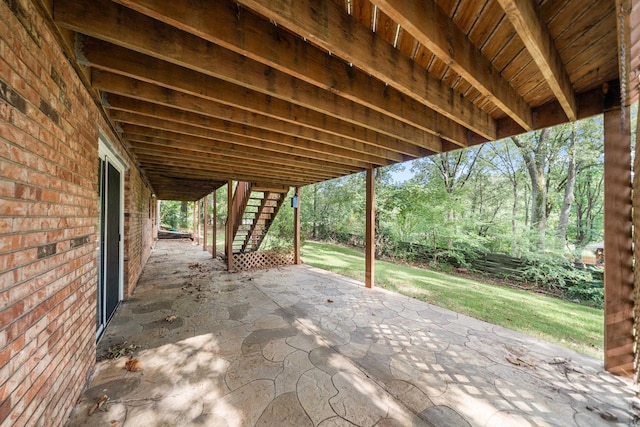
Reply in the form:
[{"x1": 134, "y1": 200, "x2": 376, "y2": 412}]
[{"x1": 301, "y1": 241, "x2": 604, "y2": 358}]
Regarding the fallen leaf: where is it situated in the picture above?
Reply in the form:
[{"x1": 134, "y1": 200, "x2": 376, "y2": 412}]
[
  {"x1": 600, "y1": 411, "x2": 617, "y2": 421},
  {"x1": 88, "y1": 394, "x2": 109, "y2": 415},
  {"x1": 506, "y1": 356, "x2": 521, "y2": 366},
  {"x1": 125, "y1": 357, "x2": 140, "y2": 372}
]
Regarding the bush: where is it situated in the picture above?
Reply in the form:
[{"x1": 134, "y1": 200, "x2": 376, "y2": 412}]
[
  {"x1": 521, "y1": 254, "x2": 592, "y2": 290},
  {"x1": 566, "y1": 283, "x2": 604, "y2": 308}
]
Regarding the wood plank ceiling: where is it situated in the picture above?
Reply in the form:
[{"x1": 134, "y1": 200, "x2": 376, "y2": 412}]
[{"x1": 44, "y1": 0, "x2": 620, "y2": 200}]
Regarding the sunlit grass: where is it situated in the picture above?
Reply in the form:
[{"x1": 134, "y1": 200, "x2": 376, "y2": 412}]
[{"x1": 301, "y1": 241, "x2": 604, "y2": 358}]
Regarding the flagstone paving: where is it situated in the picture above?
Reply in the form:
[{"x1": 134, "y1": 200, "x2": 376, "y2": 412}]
[{"x1": 68, "y1": 240, "x2": 637, "y2": 426}]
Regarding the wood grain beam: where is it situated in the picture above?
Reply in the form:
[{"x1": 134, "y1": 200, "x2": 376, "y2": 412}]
[
  {"x1": 105, "y1": 97, "x2": 399, "y2": 164},
  {"x1": 110, "y1": 0, "x2": 470, "y2": 146},
  {"x1": 616, "y1": 0, "x2": 633, "y2": 106},
  {"x1": 54, "y1": 0, "x2": 442, "y2": 152},
  {"x1": 365, "y1": 167, "x2": 375, "y2": 288},
  {"x1": 92, "y1": 70, "x2": 400, "y2": 165},
  {"x1": 235, "y1": 0, "x2": 496, "y2": 139},
  {"x1": 130, "y1": 147, "x2": 335, "y2": 181},
  {"x1": 125, "y1": 136, "x2": 359, "y2": 175},
  {"x1": 128, "y1": 140, "x2": 354, "y2": 177},
  {"x1": 105, "y1": 94, "x2": 379, "y2": 168},
  {"x1": 138, "y1": 155, "x2": 321, "y2": 183},
  {"x1": 143, "y1": 166, "x2": 310, "y2": 187},
  {"x1": 603, "y1": 106, "x2": 634, "y2": 377},
  {"x1": 468, "y1": 82, "x2": 619, "y2": 145},
  {"x1": 497, "y1": 0, "x2": 578, "y2": 121},
  {"x1": 370, "y1": 0, "x2": 532, "y2": 131},
  {"x1": 84, "y1": 39, "x2": 428, "y2": 160}
]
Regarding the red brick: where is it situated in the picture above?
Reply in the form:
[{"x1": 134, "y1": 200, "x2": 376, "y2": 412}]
[{"x1": 0, "y1": 179, "x2": 14, "y2": 197}]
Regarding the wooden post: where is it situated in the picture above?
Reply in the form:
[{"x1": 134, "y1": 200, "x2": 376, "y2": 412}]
[
  {"x1": 603, "y1": 106, "x2": 634, "y2": 377},
  {"x1": 203, "y1": 194, "x2": 208, "y2": 251},
  {"x1": 226, "y1": 180, "x2": 234, "y2": 271},
  {"x1": 294, "y1": 186, "x2": 301, "y2": 264},
  {"x1": 212, "y1": 189, "x2": 217, "y2": 257},
  {"x1": 365, "y1": 168, "x2": 375, "y2": 288}
]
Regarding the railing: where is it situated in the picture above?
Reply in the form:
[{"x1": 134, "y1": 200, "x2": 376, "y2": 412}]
[{"x1": 229, "y1": 181, "x2": 252, "y2": 245}]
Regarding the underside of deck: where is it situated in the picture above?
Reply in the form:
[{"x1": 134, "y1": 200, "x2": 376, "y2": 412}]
[{"x1": 68, "y1": 241, "x2": 634, "y2": 426}]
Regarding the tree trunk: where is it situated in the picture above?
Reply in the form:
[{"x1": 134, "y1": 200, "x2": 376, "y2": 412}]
[
  {"x1": 511, "y1": 184, "x2": 518, "y2": 256},
  {"x1": 312, "y1": 184, "x2": 317, "y2": 239},
  {"x1": 557, "y1": 124, "x2": 577, "y2": 248},
  {"x1": 512, "y1": 128, "x2": 550, "y2": 249},
  {"x1": 180, "y1": 201, "x2": 189, "y2": 228}
]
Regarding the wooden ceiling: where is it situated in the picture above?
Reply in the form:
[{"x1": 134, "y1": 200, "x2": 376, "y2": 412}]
[{"x1": 43, "y1": 0, "x2": 626, "y2": 200}]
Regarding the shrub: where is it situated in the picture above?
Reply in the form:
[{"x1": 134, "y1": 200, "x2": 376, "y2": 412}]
[
  {"x1": 521, "y1": 254, "x2": 592, "y2": 290},
  {"x1": 566, "y1": 283, "x2": 604, "y2": 308}
]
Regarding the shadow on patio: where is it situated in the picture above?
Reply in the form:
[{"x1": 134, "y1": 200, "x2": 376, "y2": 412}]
[{"x1": 68, "y1": 240, "x2": 635, "y2": 426}]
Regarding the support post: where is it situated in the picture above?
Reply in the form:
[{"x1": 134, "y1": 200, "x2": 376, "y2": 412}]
[
  {"x1": 212, "y1": 189, "x2": 217, "y2": 257},
  {"x1": 603, "y1": 106, "x2": 634, "y2": 377},
  {"x1": 226, "y1": 180, "x2": 234, "y2": 271},
  {"x1": 365, "y1": 168, "x2": 375, "y2": 288},
  {"x1": 203, "y1": 194, "x2": 208, "y2": 251},
  {"x1": 294, "y1": 186, "x2": 301, "y2": 264}
]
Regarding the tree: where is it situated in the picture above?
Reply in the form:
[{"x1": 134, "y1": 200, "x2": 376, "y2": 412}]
[
  {"x1": 556, "y1": 122, "x2": 577, "y2": 249},
  {"x1": 512, "y1": 128, "x2": 550, "y2": 249},
  {"x1": 482, "y1": 140, "x2": 524, "y2": 255}
]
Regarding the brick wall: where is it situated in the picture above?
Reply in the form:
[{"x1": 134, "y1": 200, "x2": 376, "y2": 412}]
[
  {"x1": 123, "y1": 170, "x2": 155, "y2": 298},
  {"x1": 0, "y1": 0, "x2": 155, "y2": 425}
]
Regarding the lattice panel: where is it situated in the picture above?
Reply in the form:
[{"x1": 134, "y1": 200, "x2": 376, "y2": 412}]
[{"x1": 232, "y1": 250, "x2": 295, "y2": 271}]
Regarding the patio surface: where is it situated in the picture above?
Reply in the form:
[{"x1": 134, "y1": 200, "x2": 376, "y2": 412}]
[{"x1": 68, "y1": 240, "x2": 637, "y2": 426}]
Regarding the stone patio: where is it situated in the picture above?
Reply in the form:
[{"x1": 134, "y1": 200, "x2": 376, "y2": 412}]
[{"x1": 68, "y1": 240, "x2": 637, "y2": 426}]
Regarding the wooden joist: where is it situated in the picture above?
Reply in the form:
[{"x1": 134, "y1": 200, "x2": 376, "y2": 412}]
[
  {"x1": 109, "y1": 0, "x2": 470, "y2": 147},
  {"x1": 56, "y1": 1, "x2": 442, "y2": 153},
  {"x1": 235, "y1": 0, "x2": 497, "y2": 139},
  {"x1": 371, "y1": 0, "x2": 532, "y2": 131},
  {"x1": 497, "y1": 0, "x2": 578, "y2": 121}
]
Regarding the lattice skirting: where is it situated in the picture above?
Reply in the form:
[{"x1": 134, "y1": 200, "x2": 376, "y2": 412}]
[{"x1": 232, "y1": 250, "x2": 295, "y2": 271}]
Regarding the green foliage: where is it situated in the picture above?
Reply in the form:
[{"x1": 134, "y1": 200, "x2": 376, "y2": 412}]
[
  {"x1": 566, "y1": 283, "x2": 604, "y2": 308},
  {"x1": 159, "y1": 200, "x2": 191, "y2": 230},
  {"x1": 520, "y1": 253, "x2": 592, "y2": 290},
  {"x1": 262, "y1": 188, "x2": 295, "y2": 250}
]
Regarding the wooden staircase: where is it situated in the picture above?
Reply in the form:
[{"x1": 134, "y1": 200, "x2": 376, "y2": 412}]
[{"x1": 228, "y1": 182, "x2": 289, "y2": 254}]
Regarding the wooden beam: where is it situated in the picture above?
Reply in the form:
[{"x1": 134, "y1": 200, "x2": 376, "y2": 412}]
[
  {"x1": 371, "y1": 0, "x2": 532, "y2": 131},
  {"x1": 634, "y1": 46, "x2": 640, "y2": 382},
  {"x1": 142, "y1": 165, "x2": 310, "y2": 187},
  {"x1": 125, "y1": 136, "x2": 357, "y2": 176},
  {"x1": 110, "y1": 0, "x2": 470, "y2": 146},
  {"x1": 127, "y1": 145, "x2": 338, "y2": 181},
  {"x1": 616, "y1": 0, "x2": 633, "y2": 107},
  {"x1": 496, "y1": 0, "x2": 578, "y2": 121},
  {"x1": 294, "y1": 187, "x2": 301, "y2": 265},
  {"x1": 603, "y1": 106, "x2": 634, "y2": 377},
  {"x1": 55, "y1": 1, "x2": 442, "y2": 152},
  {"x1": 134, "y1": 152, "x2": 331, "y2": 182},
  {"x1": 365, "y1": 168, "x2": 375, "y2": 289},
  {"x1": 92, "y1": 68, "x2": 414, "y2": 162},
  {"x1": 235, "y1": 0, "x2": 496, "y2": 139},
  {"x1": 468, "y1": 82, "x2": 620, "y2": 146},
  {"x1": 226, "y1": 181, "x2": 234, "y2": 271},
  {"x1": 104, "y1": 95, "x2": 379, "y2": 168}
]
